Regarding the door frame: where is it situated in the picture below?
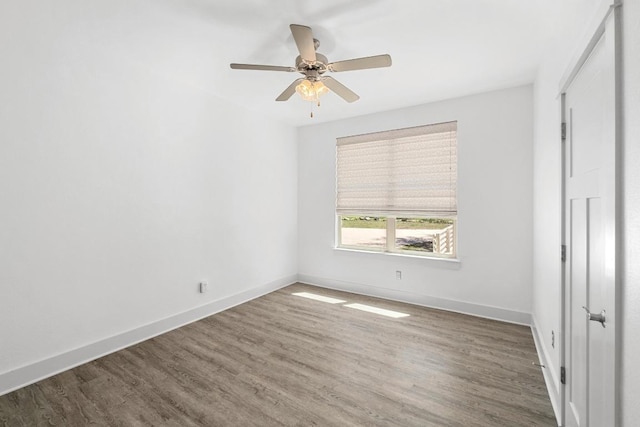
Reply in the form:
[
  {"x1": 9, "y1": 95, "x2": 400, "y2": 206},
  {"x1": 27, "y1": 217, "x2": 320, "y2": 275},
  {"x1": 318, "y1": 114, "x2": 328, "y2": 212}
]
[{"x1": 558, "y1": 2, "x2": 622, "y2": 426}]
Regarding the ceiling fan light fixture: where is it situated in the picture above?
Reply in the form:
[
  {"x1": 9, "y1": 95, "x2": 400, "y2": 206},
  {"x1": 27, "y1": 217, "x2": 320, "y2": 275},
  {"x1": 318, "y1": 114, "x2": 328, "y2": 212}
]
[{"x1": 295, "y1": 79, "x2": 329, "y2": 102}]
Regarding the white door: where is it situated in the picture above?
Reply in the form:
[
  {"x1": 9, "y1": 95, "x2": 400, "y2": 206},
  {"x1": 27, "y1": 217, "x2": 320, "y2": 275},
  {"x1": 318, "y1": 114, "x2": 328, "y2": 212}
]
[{"x1": 562, "y1": 9, "x2": 619, "y2": 427}]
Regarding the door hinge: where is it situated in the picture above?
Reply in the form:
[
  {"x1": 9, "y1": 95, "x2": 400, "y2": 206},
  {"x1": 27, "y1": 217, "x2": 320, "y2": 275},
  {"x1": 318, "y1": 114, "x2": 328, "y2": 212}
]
[
  {"x1": 561, "y1": 366, "x2": 566, "y2": 385},
  {"x1": 561, "y1": 245, "x2": 566, "y2": 262},
  {"x1": 561, "y1": 122, "x2": 567, "y2": 141}
]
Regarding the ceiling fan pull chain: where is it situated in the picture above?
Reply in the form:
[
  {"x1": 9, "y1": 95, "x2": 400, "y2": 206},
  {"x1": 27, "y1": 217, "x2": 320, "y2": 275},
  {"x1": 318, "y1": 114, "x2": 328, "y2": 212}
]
[{"x1": 316, "y1": 91, "x2": 320, "y2": 113}]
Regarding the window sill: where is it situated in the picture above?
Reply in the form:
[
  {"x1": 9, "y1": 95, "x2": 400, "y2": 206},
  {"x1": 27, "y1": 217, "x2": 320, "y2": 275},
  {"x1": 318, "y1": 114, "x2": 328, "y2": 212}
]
[{"x1": 333, "y1": 247, "x2": 461, "y2": 264}]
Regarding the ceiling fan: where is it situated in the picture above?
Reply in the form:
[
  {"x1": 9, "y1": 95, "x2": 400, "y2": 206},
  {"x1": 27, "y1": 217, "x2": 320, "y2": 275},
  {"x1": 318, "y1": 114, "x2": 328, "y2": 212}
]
[{"x1": 230, "y1": 24, "x2": 392, "y2": 105}]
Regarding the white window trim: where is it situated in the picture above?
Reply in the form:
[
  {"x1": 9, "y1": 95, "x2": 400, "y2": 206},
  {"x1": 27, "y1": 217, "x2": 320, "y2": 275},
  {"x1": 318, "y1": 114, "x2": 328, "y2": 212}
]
[{"x1": 333, "y1": 247, "x2": 461, "y2": 264}]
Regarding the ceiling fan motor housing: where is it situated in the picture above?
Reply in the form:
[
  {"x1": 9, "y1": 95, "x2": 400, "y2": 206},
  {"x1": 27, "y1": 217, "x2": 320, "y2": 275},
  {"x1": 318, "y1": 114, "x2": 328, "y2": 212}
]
[{"x1": 296, "y1": 53, "x2": 328, "y2": 80}]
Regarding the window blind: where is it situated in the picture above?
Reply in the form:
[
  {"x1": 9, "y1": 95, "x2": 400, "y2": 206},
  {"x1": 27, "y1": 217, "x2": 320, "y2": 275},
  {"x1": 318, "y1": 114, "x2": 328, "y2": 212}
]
[{"x1": 336, "y1": 121, "x2": 457, "y2": 217}]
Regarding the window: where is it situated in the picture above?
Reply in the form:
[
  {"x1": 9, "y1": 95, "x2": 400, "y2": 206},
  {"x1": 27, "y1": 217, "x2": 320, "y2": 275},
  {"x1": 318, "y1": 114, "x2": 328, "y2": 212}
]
[{"x1": 336, "y1": 121, "x2": 457, "y2": 258}]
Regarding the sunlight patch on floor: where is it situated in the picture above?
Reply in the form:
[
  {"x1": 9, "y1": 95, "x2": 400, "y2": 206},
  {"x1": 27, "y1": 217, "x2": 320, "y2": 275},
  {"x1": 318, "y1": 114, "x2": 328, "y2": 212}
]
[
  {"x1": 292, "y1": 291, "x2": 410, "y2": 318},
  {"x1": 292, "y1": 292, "x2": 347, "y2": 304},
  {"x1": 344, "y1": 303, "x2": 410, "y2": 318}
]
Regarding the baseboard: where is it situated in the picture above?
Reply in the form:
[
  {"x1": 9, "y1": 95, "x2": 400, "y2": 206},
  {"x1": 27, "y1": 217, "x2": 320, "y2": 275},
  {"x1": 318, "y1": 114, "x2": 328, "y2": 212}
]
[
  {"x1": 531, "y1": 315, "x2": 563, "y2": 426},
  {"x1": 298, "y1": 274, "x2": 532, "y2": 325},
  {"x1": 0, "y1": 274, "x2": 297, "y2": 397}
]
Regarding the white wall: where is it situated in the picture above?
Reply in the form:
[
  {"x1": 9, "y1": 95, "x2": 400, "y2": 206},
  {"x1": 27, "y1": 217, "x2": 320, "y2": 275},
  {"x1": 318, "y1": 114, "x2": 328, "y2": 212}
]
[
  {"x1": 0, "y1": 1, "x2": 298, "y2": 390},
  {"x1": 621, "y1": 0, "x2": 640, "y2": 423},
  {"x1": 298, "y1": 85, "x2": 534, "y2": 323}
]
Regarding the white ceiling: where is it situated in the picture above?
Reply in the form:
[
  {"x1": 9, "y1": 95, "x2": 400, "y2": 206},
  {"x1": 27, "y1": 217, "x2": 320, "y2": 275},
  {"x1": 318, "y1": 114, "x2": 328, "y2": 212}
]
[{"x1": 102, "y1": 0, "x2": 573, "y2": 126}]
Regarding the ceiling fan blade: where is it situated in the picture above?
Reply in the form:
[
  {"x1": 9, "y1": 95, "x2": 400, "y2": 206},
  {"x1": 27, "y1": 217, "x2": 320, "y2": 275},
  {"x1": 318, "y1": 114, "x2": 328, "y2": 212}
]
[
  {"x1": 276, "y1": 78, "x2": 305, "y2": 101},
  {"x1": 328, "y1": 54, "x2": 392, "y2": 72},
  {"x1": 230, "y1": 63, "x2": 296, "y2": 72},
  {"x1": 322, "y1": 76, "x2": 359, "y2": 103},
  {"x1": 290, "y1": 24, "x2": 317, "y2": 63}
]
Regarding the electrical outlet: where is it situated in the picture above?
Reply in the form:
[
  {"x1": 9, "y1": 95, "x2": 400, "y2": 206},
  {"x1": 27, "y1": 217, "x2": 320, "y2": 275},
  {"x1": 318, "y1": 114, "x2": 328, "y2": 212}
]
[
  {"x1": 396, "y1": 270, "x2": 402, "y2": 280},
  {"x1": 551, "y1": 330, "x2": 555, "y2": 348},
  {"x1": 199, "y1": 282, "x2": 208, "y2": 293}
]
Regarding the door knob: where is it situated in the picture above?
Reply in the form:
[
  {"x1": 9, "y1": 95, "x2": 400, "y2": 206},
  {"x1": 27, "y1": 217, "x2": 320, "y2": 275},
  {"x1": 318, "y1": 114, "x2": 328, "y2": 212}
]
[{"x1": 582, "y1": 306, "x2": 606, "y2": 327}]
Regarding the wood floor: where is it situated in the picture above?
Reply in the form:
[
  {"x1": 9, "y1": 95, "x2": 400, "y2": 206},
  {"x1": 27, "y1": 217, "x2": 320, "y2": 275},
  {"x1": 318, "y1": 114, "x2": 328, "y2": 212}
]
[{"x1": 0, "y1": 283, "x2": 556, "y2": 426}]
